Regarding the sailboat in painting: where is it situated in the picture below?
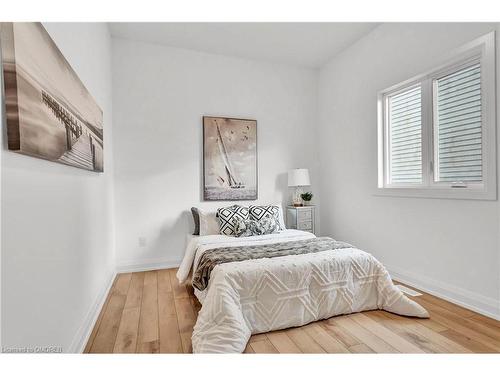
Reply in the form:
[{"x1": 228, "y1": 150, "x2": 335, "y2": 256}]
[
  {"x1": 203, "y1": 116, "x2": 257, "y2": 201},
  {"x1": 215, "y1": 121, "x2": 245, "y2": 189}
]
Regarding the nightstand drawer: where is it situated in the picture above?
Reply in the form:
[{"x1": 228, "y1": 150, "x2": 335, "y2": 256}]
[
  {"x1": 286, "y1": 205, "x2": 315, "y2": 235},
  {"x1": 298, "y1": 210, "x2": 312, "y2": 221},
  {"x1": 297, "y1": 220, "x2": 312, "y2": 230}
]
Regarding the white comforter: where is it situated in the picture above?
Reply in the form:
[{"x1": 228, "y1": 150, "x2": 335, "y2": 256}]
[{"x1": 177, "y1": 230, "x2": 428, "y2": 353}]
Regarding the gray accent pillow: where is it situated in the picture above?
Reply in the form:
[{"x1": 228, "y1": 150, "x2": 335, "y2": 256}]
[{"x1": 191, "y1": 207, "x2": 200, "y2": 235}]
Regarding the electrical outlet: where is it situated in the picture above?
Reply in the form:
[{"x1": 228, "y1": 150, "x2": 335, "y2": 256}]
[{"x1": 138, "y1": 237, "x2": 147, "y2": 247}]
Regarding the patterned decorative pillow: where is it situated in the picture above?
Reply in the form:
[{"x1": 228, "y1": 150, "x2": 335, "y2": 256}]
[
  {"x1": 257, "y1": 215, "x2": 281, "y2": 235},
  {"x1": 249, "y1": 205, "x2": 284, "y2": 230},
  {"x1": 233, "y1": 217, "x2": 260, "y2": 237},
  {"x1": 216, "y1": 205, "x2": 249, "y2": 236},
  {"x1": 233, "y1": 214, "x2": 280, "y2": 237}
]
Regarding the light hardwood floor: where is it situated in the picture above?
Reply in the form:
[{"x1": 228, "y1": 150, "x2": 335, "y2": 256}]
[{"x1": 84, "y1": 268, "x2": 500, "y2": 353}]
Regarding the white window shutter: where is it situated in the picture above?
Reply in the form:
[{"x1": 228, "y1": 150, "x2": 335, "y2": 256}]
[
  {"x1": 435, "y1": 63, "x2": 482, "y2": 182},
  {"x1": 388, "y1": 85, "x2": 422, "y2": 184}
]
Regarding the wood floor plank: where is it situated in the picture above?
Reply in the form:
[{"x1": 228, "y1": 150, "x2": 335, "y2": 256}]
[
  {"x1": 302, "y1": 323, "x2": 350, "y2": 353},
  {"x1": 413, "y1": 315, "x2": 448, "y2": 333},
  {"x1": 169, "y1": 269, "x2": 189, "y2": 299},
  {"x1": 365, "y1": 311, "x2": 452, "y2": 353},
  {"x1": 243, "y1": 344, "x2": 255, "y2": 353},
  {"x1": 416, "y1": 299, "x2": 500, "y2": 351},
  {"x1": 371, "y1": 311, "x2": 472, "y2": 353},
  {"x1": 124, "y1": 273, "x2": 145, "y2": 309},
  {"x1": 440, "y1": 329, "x2": 497, "y2": 353},
  {"x1": 158, "y1": 268, "x2": 182, "y2": 353},
  {"x1": 443, "y1": 312, "x2": 500, "y2": 342},
  {"x1": 113, "y1": 307, "x2": 141, "y2": 353},
  {"x1": 286, "y1": 328, "x2": 326, "y2": 353},
  {"x1": 158, "y1": 271, "x2": 182, "y2": 353},
  {"x1": 332, "y1": 315, "x2": 399, "y2": 353},
  {"x1": 89, "y1": 273, "x2": 132, "y2": 353},
  {"x1": 138, "y1": 340, "x2": 160, "y2": 353},
  {"x1": 84, "y1": 275, "x2": 117, "y2": 353},
  {"x1": 266, "y1": 331, "x2": 302, "y2": 353},
  {"x1": 319, "y1": 318, "x2": 361, "y2": 347},
  {"x1": 157, "y1": 269, "x2": 173, "y2": 293},
  {"x1": 470, "y1": 314, "x2": 500, "y2": 330},
  {"x1": 348, "y1": 343, "x2": 375, "y2": 353},
  {"x1": 114, "y1": 273, "x2": 133, "y2": 295},
  {"x1": 350, "y1": 313, "x2": 425, "y2": 353},
  {"x1": 174, "y1": 296, "x2": 197, "y2": 353},
  {"x1": 249, "y1": 333, "x2": 268, "y2": 343},
  {"x1": 136, "y1": 271, "x2": 159, "y2": 353},
  {"x1": 250, "y1": 338, "x2": 279, "y2": 353}
]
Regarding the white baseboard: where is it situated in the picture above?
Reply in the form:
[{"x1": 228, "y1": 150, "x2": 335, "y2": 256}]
[
  {"x1": 116, "y1": 258, "x2": 181, "y2": 273},
  {"x1": 387, "y1": 265, "x2": 500, "y2": 321},
  {"x1": 68, "y1": 270, "x2": 117, "y2": 353}
]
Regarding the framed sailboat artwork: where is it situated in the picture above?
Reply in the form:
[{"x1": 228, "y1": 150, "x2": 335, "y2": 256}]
[{"x1": 203, "y1": 116, "x2": 257, "y2": 201}]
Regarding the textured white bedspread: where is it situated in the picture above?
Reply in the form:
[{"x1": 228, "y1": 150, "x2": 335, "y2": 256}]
[{"x1": 177, "y1": 230, "x2": 429, "y2": 353}]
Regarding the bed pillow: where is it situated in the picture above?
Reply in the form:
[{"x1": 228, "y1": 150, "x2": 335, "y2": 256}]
[
  {"x1": 216, "y1": 205, "x2": 249, "y2": 236},
  {"x1": 274, "y1": 203, "x2": 287, "y2": 230},
  {"x1": 198, "y1": 208, "x2": 220, "y2": 236},
  {"x1": 191, "y1": 207, "x2": 200, "y2": 235},
  {"x1": 249, "y1": 205, "x2": 285, "y2": 230},
  {"x1": 233, "y1": 215, "x2": 280, "y2": 237}
]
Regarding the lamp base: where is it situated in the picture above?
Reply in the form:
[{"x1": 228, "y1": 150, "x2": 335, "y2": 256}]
[{"x1": 292, "y1": 186, "x2": 304, "y2": 207}]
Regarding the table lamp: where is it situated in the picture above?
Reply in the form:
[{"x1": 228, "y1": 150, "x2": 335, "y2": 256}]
[{"x1": 288, "y1": 168, "x2": 310, "y2": 207}]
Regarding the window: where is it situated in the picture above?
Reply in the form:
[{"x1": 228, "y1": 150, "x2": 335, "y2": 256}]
[
  {"x1": 387, "y1": 85, "x2": 422, "y2": 185},
  {"x1": 377, "y1": 32, "x2": 496, "y2": 200},
  {"x1": 434, "y1": 63, "x2": 482, "y2": 183}
]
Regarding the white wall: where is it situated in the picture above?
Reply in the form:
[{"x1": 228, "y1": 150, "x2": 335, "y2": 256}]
[
  {"x1": 318, "y1": 23, "x2": 500, "y2": 318},
  {"x1": 1, "y1": 23, "x2": 115, "y2": 352},
  {"x1": 112, "y1": 38, "x2": 319, "y2": 271}
]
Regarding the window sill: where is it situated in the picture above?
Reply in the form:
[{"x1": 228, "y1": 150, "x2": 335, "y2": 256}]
[{"x1": 374, "y1": 187, "x2": 496, "y2": 201}]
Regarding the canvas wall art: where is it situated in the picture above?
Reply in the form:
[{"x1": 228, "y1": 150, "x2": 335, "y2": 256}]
[
  {"x1": 203, "y1": 116, "x2": 257, "y2": 201},
  {"x1": 0, "y1": 22, "x2": 104, "y2": 172}
]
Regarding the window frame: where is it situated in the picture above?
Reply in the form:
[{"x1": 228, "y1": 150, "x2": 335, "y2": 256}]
[{"x1": 376, "y1": 31, "x2": 496, "y2": 200}]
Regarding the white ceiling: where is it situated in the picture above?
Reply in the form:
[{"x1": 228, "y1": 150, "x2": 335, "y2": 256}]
[{"x1": 109, "y1": 23, "x2": 379, "y2": 69}]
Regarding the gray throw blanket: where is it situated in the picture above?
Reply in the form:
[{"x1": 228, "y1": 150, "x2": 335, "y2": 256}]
[{"x1": 192, "y1": 237, "x2": 353, "y2": 291}]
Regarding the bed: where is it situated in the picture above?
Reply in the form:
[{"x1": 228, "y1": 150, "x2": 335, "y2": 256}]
[{"x1": 177, "y1": 229, "x2": 429, "y2": 353}]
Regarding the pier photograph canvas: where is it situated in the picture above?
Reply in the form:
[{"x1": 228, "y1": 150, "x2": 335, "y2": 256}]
[
  {"x1": 203, "y1": 116, "x2": 257, "y2": 201},
  {"x1": 0, "y1": 22, "x2": 104, "y2": 172}
]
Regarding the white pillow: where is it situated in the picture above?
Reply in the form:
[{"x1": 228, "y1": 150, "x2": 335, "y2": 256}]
[
  {"x1": 198, "y1": 208, "x2": 220, "y2": 236},
  {"x1": 275, "y1": 203, "x2": 287, "y2": 230}
]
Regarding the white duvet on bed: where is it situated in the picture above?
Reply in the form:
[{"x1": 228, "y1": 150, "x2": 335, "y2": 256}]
[{"x1": 177, "y1": 230, "x2": 429, "y2": 353}]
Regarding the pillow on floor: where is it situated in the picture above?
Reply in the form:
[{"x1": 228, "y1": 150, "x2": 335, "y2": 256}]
[
  {"x1": 216, "y1": 205, "x2": 249, "y2": 236},
  {"x1": 233, "y1": 215, "x2": 280, "y2": 237},
  {"x1": 249, "y1": 205, "x2": 285, "y2": 230}
]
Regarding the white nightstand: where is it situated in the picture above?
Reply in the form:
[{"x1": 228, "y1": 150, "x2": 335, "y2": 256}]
[{"x1": 286, "y1": 205, "x2": 315, "y2": 234}]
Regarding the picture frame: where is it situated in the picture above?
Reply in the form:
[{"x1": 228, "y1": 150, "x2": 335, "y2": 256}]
[
  {"x1": 203, "y1": 116, "x2": 258, "y2": 201},
  {"x1": 0, "y1": 22, "x2": 104, "y2": 172}
]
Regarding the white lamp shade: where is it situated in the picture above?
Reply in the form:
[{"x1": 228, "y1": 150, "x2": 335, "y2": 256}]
[{"x1": 288, "y1": 168, "x2": 311, "y2": 187}]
